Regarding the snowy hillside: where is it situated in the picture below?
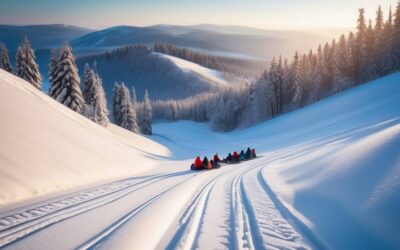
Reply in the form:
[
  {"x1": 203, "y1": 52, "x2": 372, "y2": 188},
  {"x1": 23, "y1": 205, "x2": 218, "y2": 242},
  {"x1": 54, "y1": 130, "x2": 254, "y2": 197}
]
[
  {"x1": 76, "y1": 45, "x2": 224, "y2": 101},
  {"x1": 0, "y1": 70, "x2": 399, "y2": 249},
  {"x1": 152, "y1": 73, "x2": 400, "y2": 249},
  {"x1": 153, "y1": 52, "x2": 228, "y2": 86},
  {"x1": 0, "y1": 69, "x2": 169, "y2": 205}
]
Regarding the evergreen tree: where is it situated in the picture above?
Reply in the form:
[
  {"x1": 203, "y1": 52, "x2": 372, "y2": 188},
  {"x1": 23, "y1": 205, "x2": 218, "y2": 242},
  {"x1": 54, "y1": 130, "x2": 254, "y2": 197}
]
[
  {"x1": 91, "y1": 74, "x2": 109, "y2": 126},
  {"x1": 374, "y1": 6, "x2": 385, "y2": 76},
  {"x1": 363, "y1": 19, "x2": 376, "y2": 80},
  {"x1": 142, "y1": 90, "x2": 152, "y2": 135},
  {"x1": 392, "y1": 1, "x2": 400, "y2": 69},
  {"x1": 48, "y1": 49, "x2": 59, "y2": 90},
  {"x1": 290, "y1": 51, "x2": 304, "y2": 104},
  {"x1": 131, "y1": 86, "x2": 137, "y2": 104},
  {"x1": 49, "y1": 43, "x2": 84, "y2": 113},
  {"x1": 0, "y1": 43, "x2": 13, "y2": 73},
  {"x1": 82, "y1": 63, "x2": 97, "y2": 105},
  {"x1": 119, "y1": 83, "x2": 139, "y2": 132},
  {"x1": 354, "y1": 8, "x2": 368, "y2": 82},
  {"x1": 112, "y1": 82, "x2": 122, "y2": 124},
  {"x1": 15, "y1": 37, "x2": 41, "y2": 89}
]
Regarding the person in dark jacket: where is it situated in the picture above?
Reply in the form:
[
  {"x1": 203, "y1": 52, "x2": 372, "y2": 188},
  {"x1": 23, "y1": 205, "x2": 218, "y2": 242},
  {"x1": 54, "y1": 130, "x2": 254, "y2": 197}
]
[
  {"x1": 203, "y1": 156, "x2": 211, "y2": 169},
  {"x1": 225, "y1": 153, "x2": 233, "y2": 162},
  {"x1": 245, "y1": 147, "x2": 252, "y2": 159},
  {"x1": 239, "y1": 150, "x2": 245, "y2": 161},
  {"x1": 252, "y1": 148, "x2": 256, "y2": 158}
]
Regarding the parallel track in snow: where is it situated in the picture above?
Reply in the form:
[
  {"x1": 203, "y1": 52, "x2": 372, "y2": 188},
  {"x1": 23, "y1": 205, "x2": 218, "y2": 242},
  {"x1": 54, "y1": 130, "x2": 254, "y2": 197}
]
[{"x1": 0, "y1": 171, "x2": 193, "y2": 248}]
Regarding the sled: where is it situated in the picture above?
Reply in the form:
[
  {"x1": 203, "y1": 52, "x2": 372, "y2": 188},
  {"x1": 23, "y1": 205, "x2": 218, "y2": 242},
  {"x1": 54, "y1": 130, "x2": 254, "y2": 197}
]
[{"x1": 190, "y1": 163, "x2": 221, "y2": 171}]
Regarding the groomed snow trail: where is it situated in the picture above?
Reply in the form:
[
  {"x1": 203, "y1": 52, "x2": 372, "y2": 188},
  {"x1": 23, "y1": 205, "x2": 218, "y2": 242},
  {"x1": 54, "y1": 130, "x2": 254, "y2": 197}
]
[{"x1": 0, "y1": 157, "x2": 317, "y2": 250}]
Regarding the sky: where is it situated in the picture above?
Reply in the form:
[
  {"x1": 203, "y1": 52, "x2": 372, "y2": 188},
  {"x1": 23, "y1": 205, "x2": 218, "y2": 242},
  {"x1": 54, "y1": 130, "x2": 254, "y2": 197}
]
[{"x1": 0, "y1": 0, "x2": 395, "y2": 30}]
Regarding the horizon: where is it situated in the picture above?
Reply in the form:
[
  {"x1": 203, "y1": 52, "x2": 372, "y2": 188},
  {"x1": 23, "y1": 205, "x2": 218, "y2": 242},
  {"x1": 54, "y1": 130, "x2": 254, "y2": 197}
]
[{"x1": 0, "y1": 0, "x2": 394, "y2": 31}]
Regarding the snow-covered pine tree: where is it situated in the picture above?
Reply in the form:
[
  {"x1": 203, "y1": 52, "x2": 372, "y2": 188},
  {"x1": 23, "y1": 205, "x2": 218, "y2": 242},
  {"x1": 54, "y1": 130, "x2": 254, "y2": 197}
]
[
  {"x1": 392, "y1": 1, "x2": 400, "y2": 70},
  {"x1": 353, "y1": 8, "x2": 368, "y2": 83},
  {"x1": 363, "y1": 19, "x2": 376, "y2": 81},
  {"x1": 119, "y1": 83, "x2": 139, "y2": 133},
  {"x1": 141, "y1": 90, "x2": 152, "y2": 135},
  {"x1": 48, "y1": 49, "x2": 59, "y2": 91},
  {"x1": 0, "y1": 43, "x2": 13, "y2": 73},
  {"x1": 82, "y1": 63, "x2": 97, "y2": 105},
  {"x1": 290, "y1": 51, "x2": 304, "y2": 104},
  {"x1": 131, "y1": 86, "x2": 137, "y2": 104},
  {"x1": 373, "y1": 5, "x2": 385, "y2": 76},
  {"x1": 91, "y1": 74, "x2": 109, "y2": 126},
  {"x1": 15, "y1": 37, "x2": 41, "y2": 89},
  {"x1": 112, "y1": 82, "x2": 122, "y2": 125},
  {"x1": 49, "y1": 43, "x2": 84, "y2": 113}
]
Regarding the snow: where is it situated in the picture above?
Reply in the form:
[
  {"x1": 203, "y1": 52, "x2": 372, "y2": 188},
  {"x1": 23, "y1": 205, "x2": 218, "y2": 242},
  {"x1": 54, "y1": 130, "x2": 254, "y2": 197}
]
[
  {"x1": 0, "y1": 68, "x2": 399, "y2": 249},
  {"x1": 0, "y1": 69, "x2": 169, "y2": 206},
  {"x1": 151, "y1": 73, "x2": 400, "y2": 249},
  {"x1": 153, "y1": 52, "x2": 228, "y2": 86}
]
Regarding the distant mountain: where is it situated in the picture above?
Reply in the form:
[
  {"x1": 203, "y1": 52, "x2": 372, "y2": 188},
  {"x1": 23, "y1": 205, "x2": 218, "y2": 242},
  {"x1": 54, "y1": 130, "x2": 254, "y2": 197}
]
[
  {"x1": 71, "y1": 24, "x2": 328, "y2": 59},
  {"x1": 0, "y1": 24, "x2": 94, "y2": 51}
]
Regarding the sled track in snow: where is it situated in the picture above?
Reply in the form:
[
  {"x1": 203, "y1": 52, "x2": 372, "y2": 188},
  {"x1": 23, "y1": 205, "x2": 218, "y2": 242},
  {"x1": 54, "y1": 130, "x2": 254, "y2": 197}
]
[
  {"x1": 0, "y1": 171, "x2": 194, "y2": 248},
  {"x1": 164, "y1": 159, "x2": 265, "y2": 250},
  {"x1": 77, "y1": 174, "x2": 198, "y2": 250}
]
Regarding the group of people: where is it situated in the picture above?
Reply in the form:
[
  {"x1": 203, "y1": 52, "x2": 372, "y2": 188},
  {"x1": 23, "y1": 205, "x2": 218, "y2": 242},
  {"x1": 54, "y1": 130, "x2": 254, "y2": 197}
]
[
  {"x1": 224, "y1": 147, "x2": 256, "y2": 163},
  {"x1": 191, "y1": 147, "x2": 257, "y2": 170}
]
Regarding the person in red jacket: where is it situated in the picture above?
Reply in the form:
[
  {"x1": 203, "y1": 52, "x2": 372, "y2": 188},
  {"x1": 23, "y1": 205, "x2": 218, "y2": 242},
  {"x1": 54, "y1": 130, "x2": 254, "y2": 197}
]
[
  {"x1": 233, "y1": 151, "x2": 240, "y2": 161},
  {"x1": 213, "y1": 153, "x2": 220, "y2": 163},
  {"x1": 194, "y1": 156, "x2": 203, "y2": 169},
  {"x1": 252, "y1": 148, "x2": 256, "y2": 158}
]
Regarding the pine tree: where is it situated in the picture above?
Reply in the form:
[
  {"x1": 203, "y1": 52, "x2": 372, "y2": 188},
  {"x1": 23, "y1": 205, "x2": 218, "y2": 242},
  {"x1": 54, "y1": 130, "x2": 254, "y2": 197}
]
[
  {"x1": 119, "y1": 83, "x2": 139, "y2": 133},
  {"x1": 112, "y1": 82, "x2": 122, "y2": 124},
  {"x1": 290, "y1": 51, "x2": 304, "y2": 104},
  {"x1": 374, "y1": 6, "x2": 385, "y2": 76},
  {"x1": 363, "y1": 20, "x2": 376, "y2": 81},
  {"x1": 82, "y1": 63, "x2": 97, "y2": 105},
  {"x1": 392, "y1": 1, "x2": 400, "y2": 69},
  {"x1": 131, "y1": 85, "x2": 137, "y2": 104},
  {"x1": 49, "y1": 43, "x2": 84, "y2": 113},
  {"x1": 48, "y1": 49, "x2": 58, "y2": 90},
  {"x1": 0, "y1": 43, "x2": 13, "y2": 73},
  {"x1": 142, "y1": 90, "x2": 152, "y2": 135},
  {"x1": 91, "y1": 74, "x2": 109, "y2": 126},
  {"x1": 354, "y1": 8, "x2": 367, "y2": 82},
  {"x1": 15, "y1": 37, "x2": 41, "y2": 89}
]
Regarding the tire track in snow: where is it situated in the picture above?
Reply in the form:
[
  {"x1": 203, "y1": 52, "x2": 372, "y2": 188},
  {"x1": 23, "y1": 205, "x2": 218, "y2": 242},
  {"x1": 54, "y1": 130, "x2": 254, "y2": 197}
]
[
  {"x1": 77, "y1": 174, "x2": 198, "y2": 250},
  {"x1": 0, "y1": 171, "x2": 193, "y2": 248},
  {"x1": 166, "y1": 160, "x2": 265, "y2": 250},
  {"x1": 230, "y1": 160, "x2": 267, "y2": 250},
  {"x1": 165, "y1": 171, "x2": 225, "y2": 250}
]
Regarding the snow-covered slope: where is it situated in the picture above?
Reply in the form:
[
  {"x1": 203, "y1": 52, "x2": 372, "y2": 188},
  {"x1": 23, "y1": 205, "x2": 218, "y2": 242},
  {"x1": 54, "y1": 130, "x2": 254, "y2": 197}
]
[
  {"x1": 153, "y1": 52, "x2": 228, "y2": 86},
  {"x1": 0, "y1": 69, "x2": 399, "y2": 249},
  {"x1": 0, "y1": 69, "x2": 169, "y2": 206},
  {"x1": 152, "y1": 73, "x2": 400, "y2": 249}
]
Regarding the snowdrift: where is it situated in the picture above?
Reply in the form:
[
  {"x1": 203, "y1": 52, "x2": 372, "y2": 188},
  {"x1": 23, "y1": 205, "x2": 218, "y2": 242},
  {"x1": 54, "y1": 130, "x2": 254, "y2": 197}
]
[
  {"x1": 153, "y1": 73, "x2": 400, "y2": 249},
  {"x1": 0, "y1": 69, "x2": 169, "y2": 206}
]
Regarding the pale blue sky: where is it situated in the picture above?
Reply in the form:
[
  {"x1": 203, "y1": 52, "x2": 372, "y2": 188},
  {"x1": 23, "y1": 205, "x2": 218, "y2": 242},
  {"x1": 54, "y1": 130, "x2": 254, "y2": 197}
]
[{"x1": 0, "y1": 0, "x2": 395, "y2": 30}]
